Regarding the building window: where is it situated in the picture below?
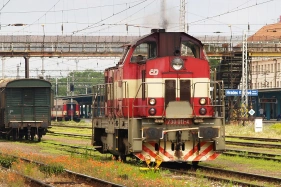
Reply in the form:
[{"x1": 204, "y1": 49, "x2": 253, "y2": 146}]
[
  {"x1": 271, "y1": 64, "x2": 273, "y2": 72},
  {"x1": 278, "y1": 63, "x2": 280, "y2": 72},
  {"x1": 277, "y1": 81, "x2": 279, "y2": 87}
]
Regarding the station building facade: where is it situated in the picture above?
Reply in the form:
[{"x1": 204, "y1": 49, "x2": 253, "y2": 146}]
[{"x1": 243, "y1": 19, "x2": 281, "y2": 120}]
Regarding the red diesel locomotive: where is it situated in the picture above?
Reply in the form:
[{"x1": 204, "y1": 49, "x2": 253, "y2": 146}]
[
  {"x1": 92, "y1": 29, "x2": 225, "y2": 164},
  {"x1": 51, "y1": 99, "x2": 80, "y2": 122}
]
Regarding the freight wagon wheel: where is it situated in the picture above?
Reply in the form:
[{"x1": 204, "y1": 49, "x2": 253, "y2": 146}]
[
  {"x1": 12, "y1": 130, "x2": 17, "y2": 141},
  {"x1": 19, "y1": 134, "x2": 23, "y2": 140},
  {"x1": 37, "y1": 132, "x2": 42, "y2": 142}
]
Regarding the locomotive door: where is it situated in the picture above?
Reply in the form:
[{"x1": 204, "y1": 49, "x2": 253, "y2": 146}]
[
  {"x1": 114, "y1": 68, "x2": 124, "y2": 117},
  {"x1": 137, "y1": 64, "x2": 146, "y2": 116}
]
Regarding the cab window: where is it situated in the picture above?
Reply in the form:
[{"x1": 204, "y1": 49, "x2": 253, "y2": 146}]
[
  {"x1": 181, "y1": 41, "x2": 199, "y2": 58},
  {"x1": 131, "y1": 42, "x2": 157, "y2": 63}
]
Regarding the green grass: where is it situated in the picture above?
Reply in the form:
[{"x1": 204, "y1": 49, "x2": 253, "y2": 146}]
[
  {"x1": 225, "y1": 123, "x2": 281, "y2": 138},
  {"x1": 204, "y1": 154, "x2": 281, "y2": 173},
  {"x1": 52, "y1": 120, "x2": 92, "y2": 127},
  {"x1": 48, "y1": 126, "x2": 91, "y2": 135}
]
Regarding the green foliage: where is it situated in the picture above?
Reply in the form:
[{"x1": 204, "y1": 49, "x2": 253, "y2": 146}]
[
  {"x1": 269, "y1": 123, "x2": 281, "y2": 129},
  {"x1": 39, "y1": 163, "x2": 64, "y2": 176},
  {"x1": 209, "y1": 58, "x2": 220, "y2": 70},
  {"x1": 48, "y1": 69, "x2": 104, "y2": 96},
  {"x1": 0, "y1": 155, "x2": 17, "y2": 168}
]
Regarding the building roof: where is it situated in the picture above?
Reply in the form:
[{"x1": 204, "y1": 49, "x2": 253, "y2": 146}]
[{"x1": 248, "y1": 22, "x2": 281, "y2": 41}]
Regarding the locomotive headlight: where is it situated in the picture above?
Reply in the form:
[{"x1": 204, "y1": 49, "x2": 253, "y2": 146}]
[
  {"x1": 199, "y1": 98, "x2": 206, "y2": 105},
  {"x1": 171, "y1": 57, "x2": 184, "y2": 70},
  {"x1": 149, "y1": 98, "x2": 156, "y2": 105},
  {"x1": 199, "y1": 108, "x2": 207, "y2": 115},
  {"x1": 149, "y1": 108, "x2": 156, "y2": 115}
]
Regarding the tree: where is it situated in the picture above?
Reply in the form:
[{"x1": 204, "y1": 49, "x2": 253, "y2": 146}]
[{"x1": 48, "y1": 69, "x2": 104, "y2": 96}]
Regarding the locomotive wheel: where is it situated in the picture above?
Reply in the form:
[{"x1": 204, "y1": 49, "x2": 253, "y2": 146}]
[
  {"x1": 120, "y1": 154, "x2": 127, "y2": 162},
  {"x1": 192, "y1": 161, "x2": 199, "y2": 168},
  {"x1": 113, "y1": 155, "x2": 119, "y2": 161}
]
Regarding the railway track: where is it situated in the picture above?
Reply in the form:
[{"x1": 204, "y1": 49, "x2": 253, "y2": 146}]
[
  {"x1": 224, "y1": 148, "x2": 281, "y2": 162},
  {"x1": 50, "y1": 124, "x2": 91, "y2": 129},
  {"x1": 162, "y1": 163, "x2": 281, "y2": 187},
  {"x1": 47, "y1": 131, "x2": 91, "y2": 138},
  {"x1": 196, "y1": 165, "x2": 281, "y2": 186},
  {"x1": 1, "y1": 165, "x2": 54, "y2": 187},
  {"x1": 226, "y1": 135, "x2": 281, "y2": 142},
  {"x1": 1, "y1": 153, "x2": 125, "y2": 187},
  {"x1": 41, "y1": 141, "x2": 98, "y2": 154},
  {"x1": 226, "y1": 140, "x2": 281, "y2": 149}
]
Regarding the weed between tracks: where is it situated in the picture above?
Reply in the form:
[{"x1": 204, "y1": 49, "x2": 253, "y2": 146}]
[{"x1": 0, "y1": 147, "x2": 221, "y2": 187}]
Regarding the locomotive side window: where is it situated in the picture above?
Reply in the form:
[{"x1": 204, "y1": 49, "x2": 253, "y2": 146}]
[
  {"x1": 131, "y1": 42, "x2": 157, "y2": 63},
  {"x1": 181, "y1": 41, "x2": 199, "y2": 58}
]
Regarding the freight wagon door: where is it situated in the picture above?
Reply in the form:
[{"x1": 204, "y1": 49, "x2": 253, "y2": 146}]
[
  {"x1": 22, "y1": 89, "x2": 35, "y2": 121},
  {"x1": 6, "y1": 88, "x2": 50, "y2": 122}
]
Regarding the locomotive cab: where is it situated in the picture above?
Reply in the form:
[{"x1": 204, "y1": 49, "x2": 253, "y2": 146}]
[{"x1": 92, "y1": 29, "x2": 225, "y2": 163}]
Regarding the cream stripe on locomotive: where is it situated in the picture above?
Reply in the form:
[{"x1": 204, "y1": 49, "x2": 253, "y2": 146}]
[{"x1": 114, "y1": 78, "x2": 211, "y2": 99}]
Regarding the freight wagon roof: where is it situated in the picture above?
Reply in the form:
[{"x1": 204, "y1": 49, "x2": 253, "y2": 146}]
[{"x1": 0, "y1": 78, "x2": 52, "y2": 88}]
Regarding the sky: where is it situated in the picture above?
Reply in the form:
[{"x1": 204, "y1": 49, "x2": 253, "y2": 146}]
[{"x1": 0, "y1": 0, "x2": 280, "y2": 78}]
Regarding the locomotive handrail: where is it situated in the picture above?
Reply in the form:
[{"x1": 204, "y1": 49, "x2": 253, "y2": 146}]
[
  {"x1": 132, "y1": 81, "x2": 165, "y2": 117},
  {"x1": 192, "y1": 81, "x2": 225, "y2": 118},
  {"x1": 92, "y1": 81, "x2": 130, "y2": 119}
]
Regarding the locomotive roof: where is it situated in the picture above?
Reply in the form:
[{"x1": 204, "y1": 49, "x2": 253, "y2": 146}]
[
  {"x1": 0, "y1": 78, "x2": 52, "y2": 88},
  {"x1": 129, "y1": 30, "x2": 204, "y2": 47}
]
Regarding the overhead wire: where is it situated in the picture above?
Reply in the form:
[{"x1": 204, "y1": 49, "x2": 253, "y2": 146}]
[
  {"x1": 188, "y1": 0, "x2": 275, "y2": 25},
  {"x1": 0, "y1": 0, "x2": 11, "y2": 12},
  {"x1": 15, "y1": 0, "x2": 62, "y2": 34},
  {"x1": 72, "y1": 0, "x2": 148, "y2": 35}
]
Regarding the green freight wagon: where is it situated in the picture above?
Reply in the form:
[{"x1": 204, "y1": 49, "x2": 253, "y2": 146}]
[{"x1": 0, "y1": 78, "x2": 53, "y2": 141}]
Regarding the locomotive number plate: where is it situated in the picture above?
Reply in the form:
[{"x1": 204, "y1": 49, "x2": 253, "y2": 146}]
[{"x1": 165, "y1": 119, "x2": 191, "y2": 125}]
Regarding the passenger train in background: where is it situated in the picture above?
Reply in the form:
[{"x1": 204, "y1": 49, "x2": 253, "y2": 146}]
[
  {"x1": 92, "y1": 29, "x2": 225, "y2": 164},
  {"x1": 51, "y1": 99, "x2": 81, "y2": 122}
]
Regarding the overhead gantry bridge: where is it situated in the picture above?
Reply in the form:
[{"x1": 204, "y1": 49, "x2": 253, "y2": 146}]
[{"x1": 0, "y1": 34, "x2": 281, "y2": 78}]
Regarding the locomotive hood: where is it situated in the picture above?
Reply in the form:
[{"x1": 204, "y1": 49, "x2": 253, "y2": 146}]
[{"x1": 129, "y1": 29, "x2": 204, "y2": 48}]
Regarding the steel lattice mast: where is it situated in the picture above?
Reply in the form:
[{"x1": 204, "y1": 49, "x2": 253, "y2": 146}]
[
  {"x1": 241, "y1": 31, "x2": 248, "y2": 112},
  {"x1": 180, "y1": 0, "x2": 187, "y2": 32}
]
